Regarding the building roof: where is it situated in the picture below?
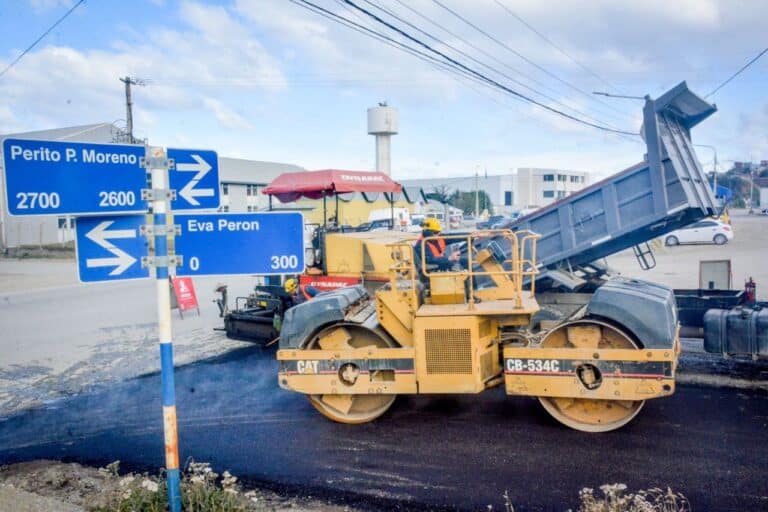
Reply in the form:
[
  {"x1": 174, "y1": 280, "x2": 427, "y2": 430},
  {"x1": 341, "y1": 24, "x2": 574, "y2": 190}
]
[
  {"x1": 1, "y1": 123, "x2": 118, "y2": 144},
  {"x1": 219, "y1": 157, "x2": 303, "y2": 185}
]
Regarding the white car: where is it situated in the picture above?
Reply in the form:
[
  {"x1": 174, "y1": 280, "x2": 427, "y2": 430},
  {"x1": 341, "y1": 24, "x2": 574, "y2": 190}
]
[{"x1": 664, "y1": 219, "x2": 733, "y2": 246}]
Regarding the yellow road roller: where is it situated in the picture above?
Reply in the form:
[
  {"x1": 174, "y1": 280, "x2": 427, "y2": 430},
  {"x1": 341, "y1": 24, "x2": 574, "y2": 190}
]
[{"x1": 277, "y1": 229, "x2": 679, "y2": 432}]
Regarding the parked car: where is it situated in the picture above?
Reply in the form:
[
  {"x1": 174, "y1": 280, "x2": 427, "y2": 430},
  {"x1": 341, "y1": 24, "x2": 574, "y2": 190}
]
[
  {"x1": 476, "y1": 215, "x2": 506, "y2": 229},
  {"x1": 664, "y1": 219, "x2": 733, "y2": 246}
]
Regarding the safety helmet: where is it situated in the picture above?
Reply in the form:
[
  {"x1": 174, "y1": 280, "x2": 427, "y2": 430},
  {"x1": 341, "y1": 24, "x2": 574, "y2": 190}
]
[
  {"x1": 421, "y1": 217, "x2": 442, "y2": 232},
  {"x1": 284, "y1": 278, "x2": 298, "y2": 294}
]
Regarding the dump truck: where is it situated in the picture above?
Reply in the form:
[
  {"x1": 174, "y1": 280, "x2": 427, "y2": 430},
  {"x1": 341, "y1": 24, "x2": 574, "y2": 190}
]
[{"x1": 275, "y1": 82, "x2": 717, "y2": 432}]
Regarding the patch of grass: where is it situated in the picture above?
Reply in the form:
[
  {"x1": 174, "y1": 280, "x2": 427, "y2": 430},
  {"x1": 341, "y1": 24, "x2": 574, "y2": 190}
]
[
  {"x1": 92, "y1": 460, "x2": 245, "y2": 512},
  {"x1": 500, "y1": 484, "x2": 691, "y2": 512}
]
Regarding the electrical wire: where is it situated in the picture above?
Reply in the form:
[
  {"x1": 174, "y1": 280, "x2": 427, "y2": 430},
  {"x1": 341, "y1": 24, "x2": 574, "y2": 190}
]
[
  {"x1": 706, "y1": 46, "x2": 768, "y2": 98},
  {"x1": 288, "y1": 0, "x2": 505, "y2": 97},
  {"x1": 0, "y1": 0, "x2": 86, "y2": 79},
  {"x1": 492, "y1": 0, "x2": 623, "y2": 95},
  {"x1": 430, "y1": 0, "x2": 633, "y2": 121},
  {"x1": 360, "y1": 0, "x2": 628, "y2": 133},
  {"x1": 338, "y1": 0, "x2": 637, "y2": 135}
]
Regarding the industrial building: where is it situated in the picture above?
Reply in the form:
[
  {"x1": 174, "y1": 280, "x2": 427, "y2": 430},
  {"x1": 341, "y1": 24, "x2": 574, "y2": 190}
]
[{"x1": 397, "y1": 167, "x2": 589, "y2": 215}]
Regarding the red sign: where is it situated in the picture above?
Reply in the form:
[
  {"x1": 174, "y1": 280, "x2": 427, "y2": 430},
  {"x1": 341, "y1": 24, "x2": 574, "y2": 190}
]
[
  {"x1": 299, "y1": 275, "x2": 360, "y2": 293},
  {"x1": 171, "y1": 277, "x2": 199, "y2": 313}
]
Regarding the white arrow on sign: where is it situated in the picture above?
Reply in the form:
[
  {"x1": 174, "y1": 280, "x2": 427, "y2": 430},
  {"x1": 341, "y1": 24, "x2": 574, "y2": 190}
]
[
  {"x1": 177, "y1": 154, "x2": 214, "y2": 206},
  {"x1": 85, "y1": 221, "x2": 137, "y2": 276}
]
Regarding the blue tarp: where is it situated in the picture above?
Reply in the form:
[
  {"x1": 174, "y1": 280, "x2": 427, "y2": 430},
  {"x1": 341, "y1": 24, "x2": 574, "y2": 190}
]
[{"x1": 711, "y1": 183, "x2": 732, "y2": 201}]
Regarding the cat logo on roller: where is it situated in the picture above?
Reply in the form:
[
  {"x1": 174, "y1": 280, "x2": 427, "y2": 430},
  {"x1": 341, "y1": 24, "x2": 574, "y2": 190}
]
[{"x1": 296, "y1": 360, "x2": 319, "y2": 374}]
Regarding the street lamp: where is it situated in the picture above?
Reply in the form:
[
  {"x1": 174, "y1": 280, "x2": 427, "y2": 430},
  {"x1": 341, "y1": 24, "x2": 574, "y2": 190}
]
[{"x1": 694, "y1": 144, "x2": 718, "y2": 192}]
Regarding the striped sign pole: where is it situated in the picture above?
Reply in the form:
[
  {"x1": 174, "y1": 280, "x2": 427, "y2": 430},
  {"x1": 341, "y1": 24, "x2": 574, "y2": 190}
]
[{"x1": 146, "y1": 146, "x2": 182, "y2": 511}]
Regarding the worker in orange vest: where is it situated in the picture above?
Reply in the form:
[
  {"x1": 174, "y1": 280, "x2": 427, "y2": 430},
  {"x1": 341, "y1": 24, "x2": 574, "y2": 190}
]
[{"x1": 413, "y1": 217, "x2": 460, "y2": 271}]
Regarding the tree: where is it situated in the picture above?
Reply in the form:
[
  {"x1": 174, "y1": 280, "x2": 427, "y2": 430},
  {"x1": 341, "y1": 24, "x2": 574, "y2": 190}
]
[
  {"x1": 448, "y1": 190, "x2": 494, "y2": 215},
  {"x1": 425, "y1": 185, "x2": 452, "y2": 204}
]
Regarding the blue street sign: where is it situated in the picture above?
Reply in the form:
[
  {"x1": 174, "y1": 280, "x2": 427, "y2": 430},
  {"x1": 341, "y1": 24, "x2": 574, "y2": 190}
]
[
  {"x1": 168, "y1": 148, "x2": 220, "y2": 211},
  {"x1": 2, "y1": 139, "x2": 220, "y2": 216},
  {"x1": 3, "y1": 138, "x2": 146, "y2": 216},
  {"x1": 174, "y1": 212, "x2": 304, "y2": 276},
  {"x1": 75, "y1": 215, "x2": 150, "y2": 282}
]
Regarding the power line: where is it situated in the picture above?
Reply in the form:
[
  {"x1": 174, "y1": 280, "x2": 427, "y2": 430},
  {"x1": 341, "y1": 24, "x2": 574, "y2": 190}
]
[
  {"x1": 339, "y1": 0, "x2": 637, "y2": 135},
  {"x1": 430, "y1": 0, "x2": 633, "y2": 121},
  {"x1": 492, "y1": 0, "x2": 623, "y2": 95},
  {"x1": 361, "y1": 0, "x2": 627, "y2": 132},
  {"x1": 290, "y1": 0, "x2": 567, "y2": 116},
  {"x1": 0, "y1": 0, "x2": 86, "y2": 79},
  {"x1": 706, "y1": 46, "x2": 768, "y2": 98},
  {"x1": 289, "y1": 0, "x2": 497, "y2": 94}
]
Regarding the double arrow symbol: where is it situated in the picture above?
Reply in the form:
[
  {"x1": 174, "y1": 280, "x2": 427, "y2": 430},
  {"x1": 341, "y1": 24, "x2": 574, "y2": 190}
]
[
  {"x1": 85, "y1": 221, "x2": 137, "y2": 276},
  {"x1": 177, "y1": 154, "x2": 214, "y2": 206}
]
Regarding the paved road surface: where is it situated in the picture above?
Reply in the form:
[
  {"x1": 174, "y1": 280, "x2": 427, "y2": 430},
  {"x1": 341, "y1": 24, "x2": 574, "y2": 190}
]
[{"x1": 1, "y1": 347, "x2": 766, "y2": 511}]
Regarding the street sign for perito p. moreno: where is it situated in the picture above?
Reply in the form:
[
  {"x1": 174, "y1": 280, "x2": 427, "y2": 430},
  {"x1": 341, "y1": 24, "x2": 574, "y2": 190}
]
[
  {"x1": 3, "y1": 138, "x2": 220, "y2": 215},
  {"x1": 3, "y1": 139, "x2": 147, "y2": 216}
]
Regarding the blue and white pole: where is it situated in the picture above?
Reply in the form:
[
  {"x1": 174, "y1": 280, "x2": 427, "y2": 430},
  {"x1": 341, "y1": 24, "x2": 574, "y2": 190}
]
[{"x1": 147, "y1": 146, "x2": 182, "y2": 511}]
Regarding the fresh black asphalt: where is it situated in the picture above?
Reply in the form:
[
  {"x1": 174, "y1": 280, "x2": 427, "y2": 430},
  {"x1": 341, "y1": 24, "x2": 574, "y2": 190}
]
[{"x1": 1, "y1": 346, "x2": 766, "y2": 511}]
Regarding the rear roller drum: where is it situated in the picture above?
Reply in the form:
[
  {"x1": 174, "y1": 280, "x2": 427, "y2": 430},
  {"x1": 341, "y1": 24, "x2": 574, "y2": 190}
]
[
  {"x1": 306, "y1": 324, "x2": 396, "y2": 424},
  {"x1": 538, "y1": 320, "x2": 645, "y2": 433}
]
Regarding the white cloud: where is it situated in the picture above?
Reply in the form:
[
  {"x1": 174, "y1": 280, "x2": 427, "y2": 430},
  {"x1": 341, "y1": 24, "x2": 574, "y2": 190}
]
[
  {"x1": 28, "y1": 0, "x2": 73, "y2": 14},
  {"x1": 202, "y1": 97, "x2": 252, "y2": 130},
  {"x1": 0, "y1": 1, "x2": 285, "y2": 135}
]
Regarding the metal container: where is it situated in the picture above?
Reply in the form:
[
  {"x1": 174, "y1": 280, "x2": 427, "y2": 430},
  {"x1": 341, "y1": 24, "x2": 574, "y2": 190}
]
[
  {"x1": 703, "y1": 307, "x2": 768, "y2": 357},
  {"x1": 508, "y1": 82, "x2": 717, "y2": 280},
  {"x1": 674, "y1": 289, "x2": 745, "y2": 327}
]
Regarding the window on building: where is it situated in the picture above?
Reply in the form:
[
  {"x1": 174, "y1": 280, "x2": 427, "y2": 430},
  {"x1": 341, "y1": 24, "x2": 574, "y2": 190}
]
[
  {"x1": 543, "y1": 174, "x2": 554, "y2": 182},
  {"x1": 557, "y1": 191, "x2": 566, "y2": 198},
  {"x1": 219, "y1": 205, "x2": 230, "y2": 212},
  {"x1": 221, "y1": 183, "x2": 229, "y2": 196},
  {"x1": 557, "y1": 174, "x2": 566, "y2": 182},
  {"x1": 543, "y1": 190, "x2": 555, "y2": 198},
  {"x1": 246, "y1": 184, "x2": 259, "y2": 196},
  {"x1": 57, "y1": 217, "x2": 67, "y2": 229},
  {"x1": 570, "y1": 175, "x2": 578, "y2": 183},
  {"x1": 504, "y1": 191, "x2": 513, "y2": 206}
]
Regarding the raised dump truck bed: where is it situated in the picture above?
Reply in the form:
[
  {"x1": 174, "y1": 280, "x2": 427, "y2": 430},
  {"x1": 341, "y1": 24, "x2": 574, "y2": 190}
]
[{"x1": 509, "y1": 82, "x2": 718, "y2": 282}]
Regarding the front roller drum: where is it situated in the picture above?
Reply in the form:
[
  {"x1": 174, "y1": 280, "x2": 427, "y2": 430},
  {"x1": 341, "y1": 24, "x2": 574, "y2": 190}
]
[
  {"x1": 503, "y1": 319, "x2": 678, "y2": 432},
  {"x1": 306, "y1": 324, "x2": 396, "y2": 425},
  {"x1": 539, "y1": 321, "x2": 646, "y2": 432}
]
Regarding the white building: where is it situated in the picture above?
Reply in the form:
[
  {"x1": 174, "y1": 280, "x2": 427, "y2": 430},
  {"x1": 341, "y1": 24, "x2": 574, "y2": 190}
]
[
  {"x1": 0, "y1": 123, "x2": 303, "y2": 250},
  {"x1": 516, "y1": 168, "x2": 589, "y2": 208},
  {"x1": 398, "y1": 168, "x2": 589, "y2": 215}
]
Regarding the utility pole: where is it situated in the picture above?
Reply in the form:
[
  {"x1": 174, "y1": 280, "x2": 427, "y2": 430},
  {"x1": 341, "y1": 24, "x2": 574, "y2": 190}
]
[
  {"x1": 474, "y1": 171, "x2": 479, "y2": 218},
  {"x1": 695, "y1": 144, "x2": 718, "y2": 196},
  {"x1": 119, "y1": 76, "x2": 145, "y2": 143}
]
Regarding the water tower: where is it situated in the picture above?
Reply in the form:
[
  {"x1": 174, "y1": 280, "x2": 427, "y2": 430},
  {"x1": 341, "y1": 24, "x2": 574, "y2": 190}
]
[{"x1": 367, "y1": 102, "x2": 398, "y2": 175}]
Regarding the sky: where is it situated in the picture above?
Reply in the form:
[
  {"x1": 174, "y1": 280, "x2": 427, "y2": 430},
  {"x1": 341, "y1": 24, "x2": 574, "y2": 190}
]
[{"x1": 0, "y1": 0, "x2": 766, "y2": 182}]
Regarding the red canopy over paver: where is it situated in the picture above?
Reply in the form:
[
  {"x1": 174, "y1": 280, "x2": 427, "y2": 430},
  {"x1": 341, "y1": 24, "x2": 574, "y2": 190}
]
[{"x1": 262, "y1": 169, "x2": 402, "y2": 203}]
